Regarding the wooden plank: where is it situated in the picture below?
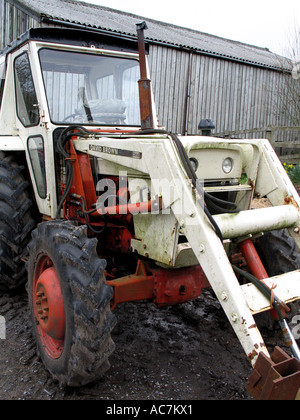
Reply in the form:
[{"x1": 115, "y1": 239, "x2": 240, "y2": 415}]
[
  {"x1": 273, "y1": 142, "x2": 300, "y2": 148},
  {"x1": 278, "y1": 154, "x2": 300, "y2": 163}
]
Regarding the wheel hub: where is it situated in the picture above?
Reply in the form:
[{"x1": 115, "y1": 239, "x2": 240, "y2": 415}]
[{"x1": 35, "y1": 267, "x2": 65, "y2": 341}]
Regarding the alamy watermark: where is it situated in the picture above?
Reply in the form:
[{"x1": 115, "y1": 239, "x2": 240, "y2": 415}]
[
  {"x1": 0, "y1": 315, "x2": 5, "y2": 340},
  {"x1": 94, "y1": 171, "x2": 206, "y2": 227}
]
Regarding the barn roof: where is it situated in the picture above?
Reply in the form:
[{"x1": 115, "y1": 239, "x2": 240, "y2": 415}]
[{"x1": 10, "y1": 0, "x2": 288, "y2": 70}]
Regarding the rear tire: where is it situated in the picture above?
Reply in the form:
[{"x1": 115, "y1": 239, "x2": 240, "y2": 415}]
[
  {"x1": 0, "y1": 153, "x2": 35, "y2": 292},
  {"x1": 255, "y1": 229, "x2": 300, "y2": 327},
  {"x1": 27, "y1": 220, "x2": 116, "y2": 387},
  {"x1": 255, "y1": 229, "x2": 300, "y2": 276}
]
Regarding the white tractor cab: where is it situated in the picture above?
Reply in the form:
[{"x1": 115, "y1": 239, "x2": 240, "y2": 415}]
[
  {"x1": 0, "y1": 27, "x2": 149, "y2": 217},
  {"x1": 0, "y1": 25, "x2": 299, "y2": 399}
]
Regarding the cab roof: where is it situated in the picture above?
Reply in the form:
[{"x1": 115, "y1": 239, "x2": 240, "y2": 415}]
[{"x1": 1, "y1": 27, "x2": 147, "y2": 57}]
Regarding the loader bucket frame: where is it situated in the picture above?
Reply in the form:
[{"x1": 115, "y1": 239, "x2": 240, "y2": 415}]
[{"x1": 249, "y1": 347, "x2": 300, "y2": 400}]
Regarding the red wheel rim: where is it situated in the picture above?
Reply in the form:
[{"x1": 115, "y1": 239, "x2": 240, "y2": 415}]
[{"x1": 33, "y1": 256, "x2": 65, "y2": 359}]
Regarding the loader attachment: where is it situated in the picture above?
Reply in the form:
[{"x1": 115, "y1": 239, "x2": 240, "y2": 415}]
[
  {"x1": 248, "y1": 347, "x2": 300, "y2": 400},
  {"x1": 74, "y1": 129, "x2": 300, "y2": 400}
]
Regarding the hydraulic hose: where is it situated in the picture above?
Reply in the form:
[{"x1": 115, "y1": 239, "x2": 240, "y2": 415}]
[
  {"x1": 233, "y1": 265, "x2": 300, "y2": 361},
  {"x1": 55, "y1": 126, "x2": 90, "y2": 219}
]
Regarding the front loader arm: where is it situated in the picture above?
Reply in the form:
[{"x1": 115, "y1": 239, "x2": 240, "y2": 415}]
[
  {"x1": 142, "y1": 137, "x2": 270, "y2": 364},
  {"x1": 145, "y1": 136, "x2": 300, "y2": 400}
]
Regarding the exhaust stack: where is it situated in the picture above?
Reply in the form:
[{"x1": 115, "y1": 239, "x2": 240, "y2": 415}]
[{"x1": 136, "y1": 22, "x2": 155, "y2": 130}]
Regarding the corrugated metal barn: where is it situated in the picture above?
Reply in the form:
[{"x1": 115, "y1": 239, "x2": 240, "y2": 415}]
[{"x1": 0, "y1": 0, "x2": 295, "y2": 136}]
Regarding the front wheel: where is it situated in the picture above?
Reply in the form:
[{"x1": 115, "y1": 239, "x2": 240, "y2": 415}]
[{"x1": 27, "y1": 220, "x2": 116, "y2": 387}]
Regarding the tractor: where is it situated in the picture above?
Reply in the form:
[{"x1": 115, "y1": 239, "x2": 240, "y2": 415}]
[{"x1": 0, "y1": 22, "x2": 299, "y2": 400}]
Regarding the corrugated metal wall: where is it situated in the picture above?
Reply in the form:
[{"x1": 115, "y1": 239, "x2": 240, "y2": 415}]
[
  {"x1": 0, "y1": 0, "x2": 294, "y2": 137},
  {"x1": 148, "y1": 44, "x2": 294, "y2": 136},
  {"x1": 0, "y1": 0, "x2": 38, "y2": 50}
]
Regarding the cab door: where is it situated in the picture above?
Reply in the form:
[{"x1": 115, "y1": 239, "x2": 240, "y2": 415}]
[{"x1": 13, "y1": 46, "x2": 56, "y2": 218}]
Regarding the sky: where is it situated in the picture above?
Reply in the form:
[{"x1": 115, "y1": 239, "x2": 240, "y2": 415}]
[{"x1": 79, "y1": 0, "x2": 300, "y2": 56}]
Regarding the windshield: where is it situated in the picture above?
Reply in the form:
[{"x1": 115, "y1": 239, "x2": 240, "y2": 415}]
[{"x1": 39, "y1": 49, "x2": 141, "y2": 126}]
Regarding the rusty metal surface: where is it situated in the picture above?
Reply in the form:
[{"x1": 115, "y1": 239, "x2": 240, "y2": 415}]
[
  {"x1": 136, "y1": 22, "x2": 155, "y2": 130},
  {"x1": 107, "y1": 261, "x2": 210, "y2": 311},
  {"x1": 248, "y1": 347, "x2": 300, "y2": 400}
]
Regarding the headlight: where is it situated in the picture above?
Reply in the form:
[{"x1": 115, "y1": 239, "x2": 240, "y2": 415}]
[
  {"x1": 222, "y1": 157, "x2": 233, "y2": 174},
  {"x1": 189, "y1": 158, "x2": 198, "y2": 172}
]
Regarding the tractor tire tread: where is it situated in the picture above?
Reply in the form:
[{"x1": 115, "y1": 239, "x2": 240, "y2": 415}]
[
  {"x1": 256, "y1": 228, "x2": 300, "y2": 275},
  {"x1": 27, "y1": 220, "x2": 116, "y2": 387},
  {"x1": 0, "y1": 153, "x2": 34, "y2": 292}
]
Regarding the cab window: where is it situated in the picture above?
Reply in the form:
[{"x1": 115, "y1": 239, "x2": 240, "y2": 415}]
[
  {"x1": 14, "y1": 53, "x2": 40, "y2": 127},
  {"x1": 39, "y1": 48, "x2": 141, "y2": 126},
  {"x1": 27, "y1": 136, "x2": 47, "y2": 198}
]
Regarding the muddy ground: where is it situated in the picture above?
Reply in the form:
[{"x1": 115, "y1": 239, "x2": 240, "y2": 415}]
[
  {"x1": 0, "y1": 199, "x2": 299, "y2": 401},
  {"x1": 0, "y1": 285, "x2": 296, "y2": 401}
]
